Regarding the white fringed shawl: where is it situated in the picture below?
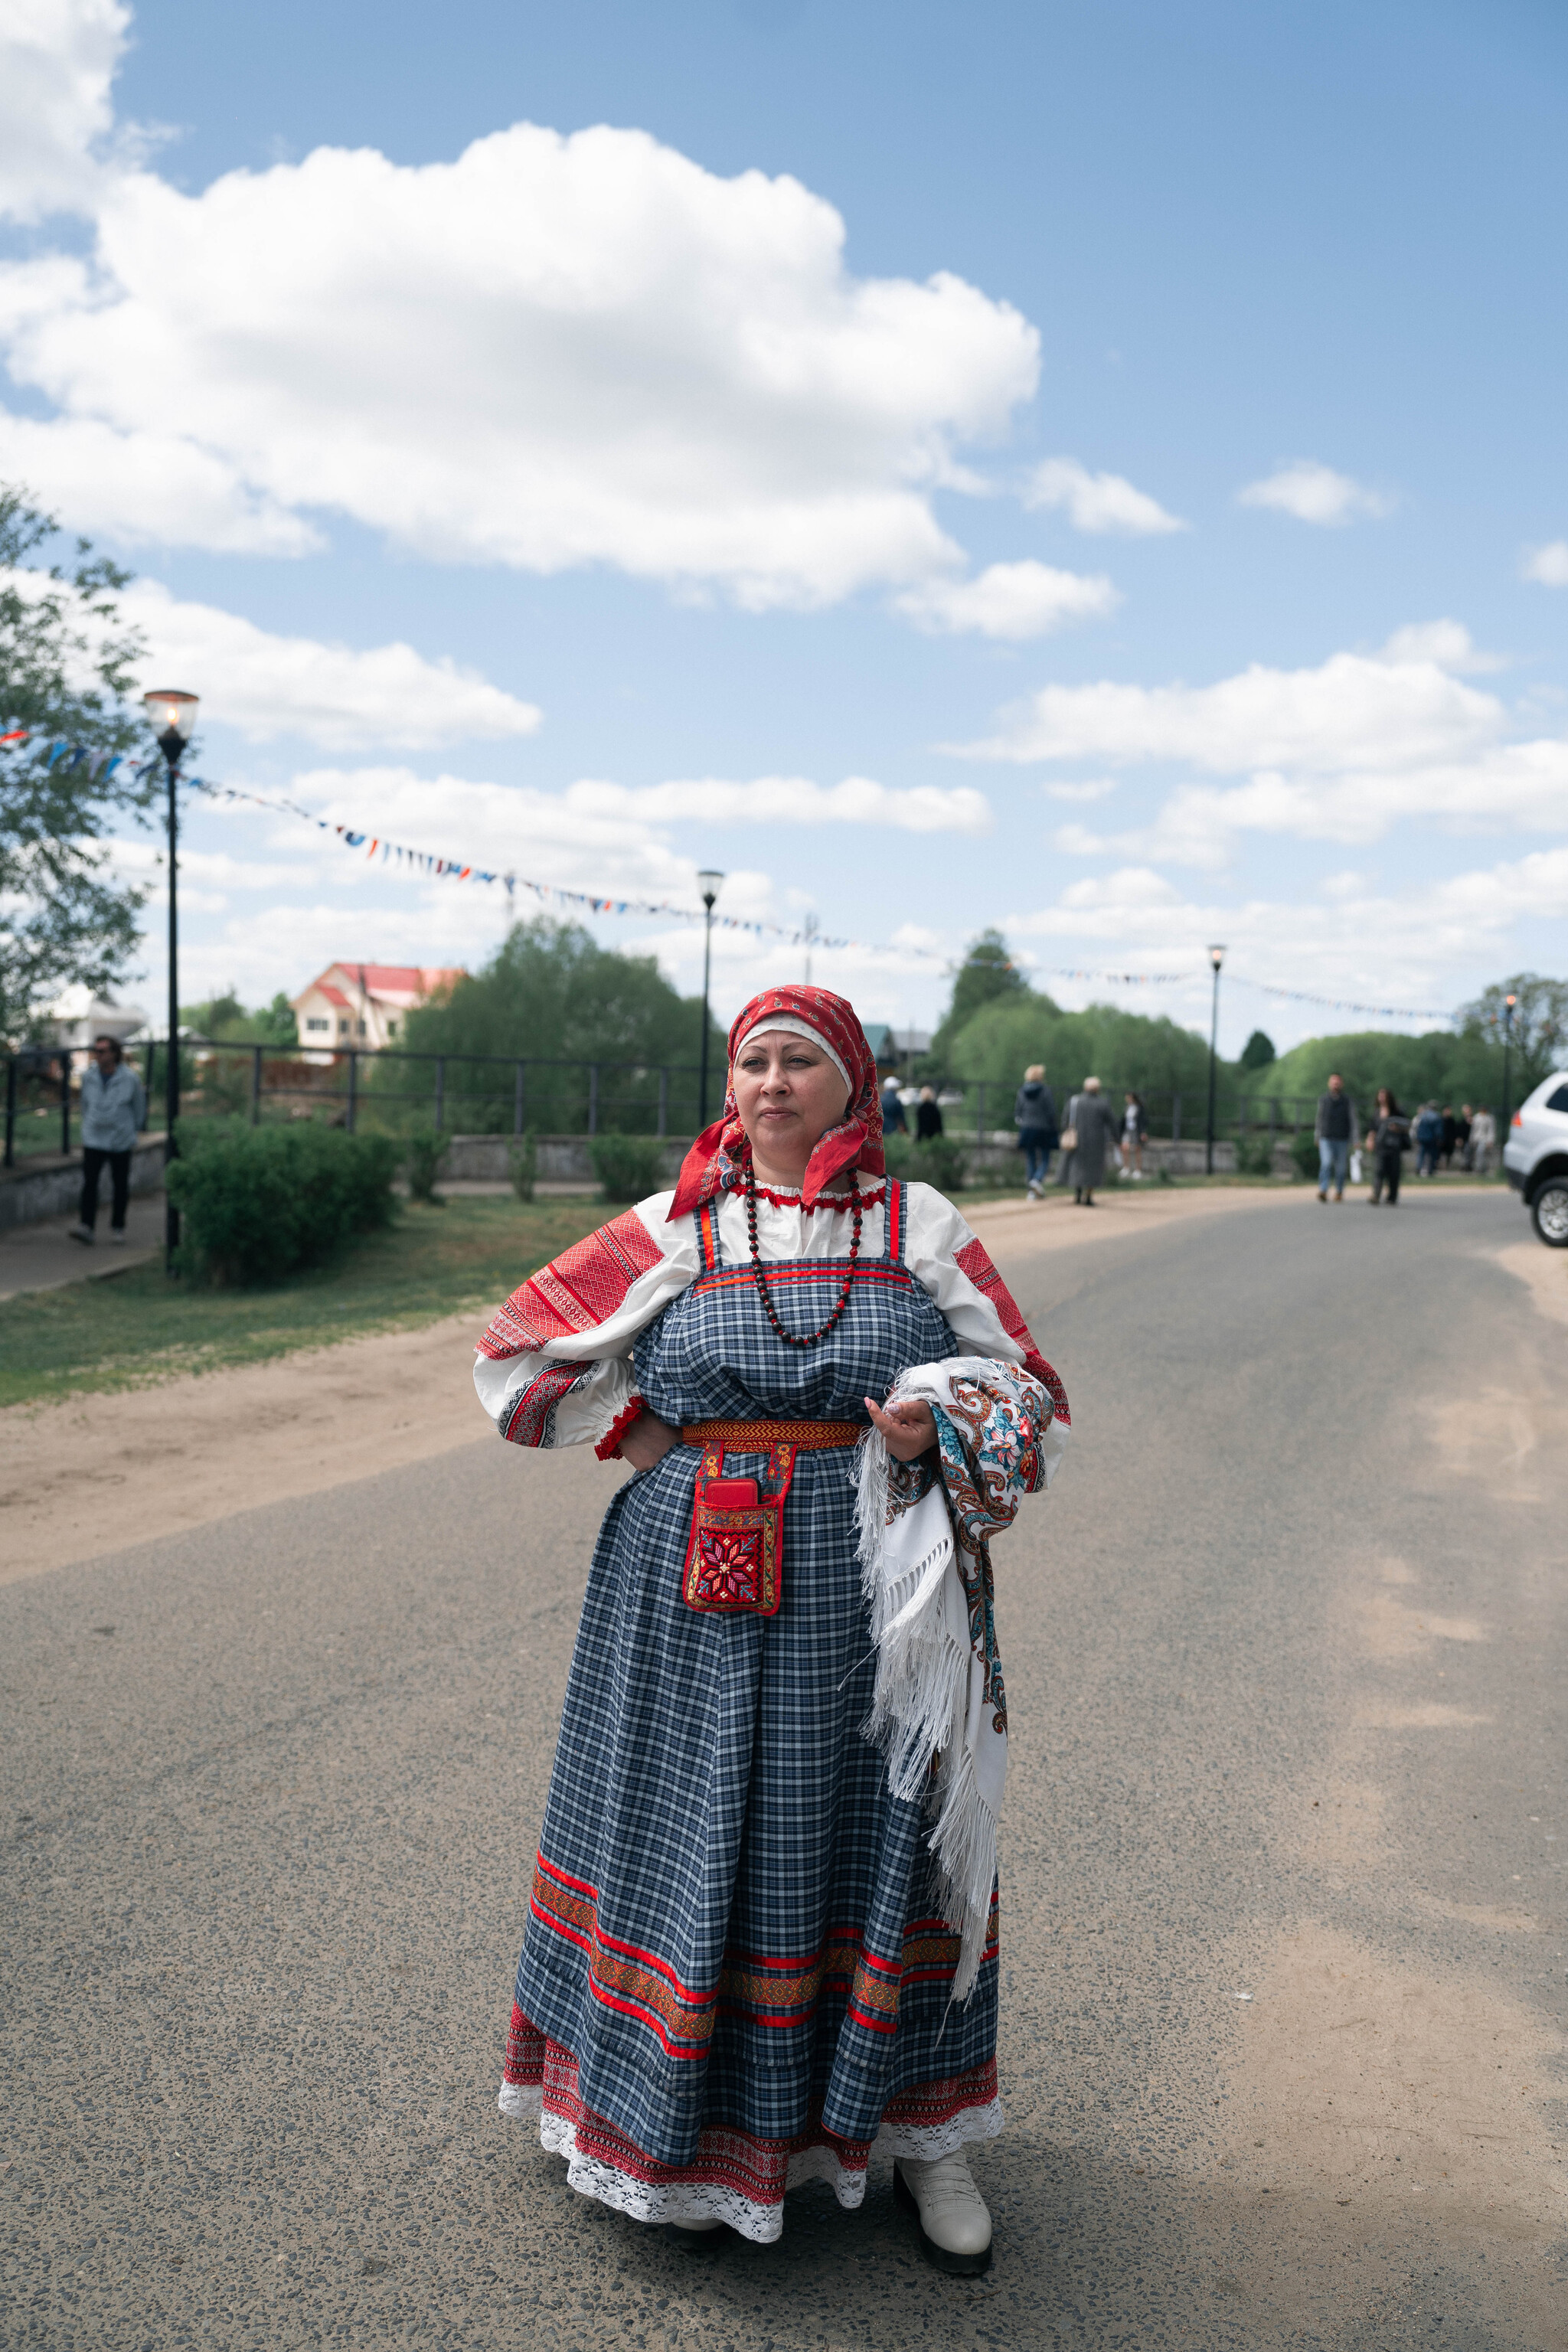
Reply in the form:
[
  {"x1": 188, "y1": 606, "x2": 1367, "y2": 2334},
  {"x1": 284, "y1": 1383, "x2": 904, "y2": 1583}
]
[{"x1": 854, "y1": 1356, "x2": 1068, "y2": 2000}]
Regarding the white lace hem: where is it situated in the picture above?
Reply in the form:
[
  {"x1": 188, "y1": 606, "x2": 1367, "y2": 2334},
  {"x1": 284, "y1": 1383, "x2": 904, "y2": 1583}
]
[{"x1": 497, "y1": 2082, "x2": 1002, "y2": 2244}]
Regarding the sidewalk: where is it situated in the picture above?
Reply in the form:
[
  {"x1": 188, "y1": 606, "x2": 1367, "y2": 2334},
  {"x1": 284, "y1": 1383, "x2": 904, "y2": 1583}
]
[{"x1": 0, "y1": 1193, "x2": 164, "y2": 1300}]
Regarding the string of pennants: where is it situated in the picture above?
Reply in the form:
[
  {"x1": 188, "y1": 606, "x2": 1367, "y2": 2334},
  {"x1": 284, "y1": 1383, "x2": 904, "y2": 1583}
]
[
  {"x1": 1244, "y1": 978, "x2": 1455, "y2": 1022},
  {"x1": 0, "y1": 727, "x2": 1455, "y2": 1019}
]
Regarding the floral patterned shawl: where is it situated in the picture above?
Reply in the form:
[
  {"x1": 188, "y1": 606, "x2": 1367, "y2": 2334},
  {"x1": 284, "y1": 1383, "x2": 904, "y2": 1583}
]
[{"x1": 854, "y1": 1356, "x2": 1069, "y2": 2000}]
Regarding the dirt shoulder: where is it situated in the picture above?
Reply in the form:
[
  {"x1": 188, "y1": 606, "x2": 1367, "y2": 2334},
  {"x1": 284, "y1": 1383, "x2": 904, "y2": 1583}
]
[{"x1": 2, "y1": 1183, "x2": 1309, "y2": 1586}]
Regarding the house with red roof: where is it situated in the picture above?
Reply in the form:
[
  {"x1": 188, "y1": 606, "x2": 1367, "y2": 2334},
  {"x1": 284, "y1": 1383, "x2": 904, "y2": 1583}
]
[{"x1": 290, "y1": 962, "x2": 466, "y2": 1060}]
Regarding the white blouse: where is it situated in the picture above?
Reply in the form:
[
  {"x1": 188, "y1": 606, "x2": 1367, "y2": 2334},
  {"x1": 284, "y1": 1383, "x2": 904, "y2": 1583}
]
[{"x1": 472, "y1": 1181, "x2": 1027, "y2": 1451}]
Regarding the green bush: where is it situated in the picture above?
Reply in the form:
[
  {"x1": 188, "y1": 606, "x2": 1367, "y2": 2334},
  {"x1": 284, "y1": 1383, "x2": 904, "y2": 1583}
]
[
  {"x1": 167, "y1": 1119, "x2": 400, "y2": 1285},
  {"x1": 508, "y1": 1135, "x2": 537, "y2": 1201},
  {"x1": 884, "y1": 1132, "x2": 968, "y2": 1196},
  {"x1": 1234, "y1": 1134, "x2": 1276, "y2": 1177},
  {"x1": 590, "y1": 1132, "x2": 666, "y2": 1203},
  {"x1": 1289, "y1": 1130, "x2": 1320, "y2": 1182},
  {"x1": 405, "y1": 1128, "x2": 446, "y2": 1204}
]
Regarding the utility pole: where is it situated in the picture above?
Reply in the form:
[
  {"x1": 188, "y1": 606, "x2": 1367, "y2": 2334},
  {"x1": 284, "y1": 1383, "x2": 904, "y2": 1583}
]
[{"x1": 1205, "y1": 944, "x2": 1227, "y2": 1177}]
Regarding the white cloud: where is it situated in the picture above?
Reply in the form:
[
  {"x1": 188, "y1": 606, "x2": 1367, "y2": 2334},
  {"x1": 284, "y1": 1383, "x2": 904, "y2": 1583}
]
[
  {"x1": 950, "y1": 645, "x2": 1501, "y2": 773},
  {"x1": 1523, "y1": 541, "x2": 1568, "y2": 587},
  {"x1": 121, "y1": 580, "x2": 541, "y2": 749},
  {"x1": 893, "y1": 560, "x2": 1117, "y2": 639},
  {"x1": 1044, "y1": 777, "x2": 1119, "y2": 802},
  {"x1": 565, "y1": 775, "x2": 991, "y2": 833},
  {"x1": 0, "y1": 412, "x2": 321, "y2": 556},
  {"x1": 0, "y1": 114, "x2": 1040, "y2": 607},
  {"x1": 959, "y1": 632, "x2": 1568, "y2": 863},
  {"x1": 1002, "y1": 846, "x2": 1568, "y2": 1027},
  {"x1": 1237, "y1": 461, "x2": 1392, "y2": 526},
  {"x1": 0, "y1": 0, "x2": 129, "y2": 224},
  {"x1": 1023, "y1": 458, "x2": 1185, "y2": 537},
  {"x1": 1378, "y1": 619, "x2": 1505, "y2": 674}
]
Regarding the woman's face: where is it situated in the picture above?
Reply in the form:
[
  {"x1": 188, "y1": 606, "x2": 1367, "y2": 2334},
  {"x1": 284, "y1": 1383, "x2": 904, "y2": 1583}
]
[{"x1": 732, "y1": 1030, "x2": 851, "y2": 1181}]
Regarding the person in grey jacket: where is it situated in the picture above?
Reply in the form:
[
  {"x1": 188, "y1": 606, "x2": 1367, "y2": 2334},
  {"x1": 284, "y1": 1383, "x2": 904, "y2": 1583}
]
[
  {"x1": 1059, "y1": 1075, "x2": 1119, "y2": 1206},
  {"x1": 70, "y1": 1034, "x2": 146, "y2": 1244}
]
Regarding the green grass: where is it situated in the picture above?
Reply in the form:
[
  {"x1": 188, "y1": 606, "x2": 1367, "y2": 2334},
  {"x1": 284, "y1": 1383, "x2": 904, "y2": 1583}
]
[{"x1": 0, "y1": 1195, "x2": 603, "y2": 1410}]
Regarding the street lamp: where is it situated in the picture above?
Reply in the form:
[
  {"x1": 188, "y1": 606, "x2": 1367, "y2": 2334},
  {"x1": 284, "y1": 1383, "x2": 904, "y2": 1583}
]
[
  {"x1": 696, "y1": 870, "x2": 724, "y2": 1131},
  {"x1": 1501, "y1": 991, "x2": 1517, "y2": 1168},
  {"x1": 1205, "y1": 943, "x2": 1227, "y2": 1177},
  {"x1": 144, "y1": 688, "x2": 199, "y2": 1269}
]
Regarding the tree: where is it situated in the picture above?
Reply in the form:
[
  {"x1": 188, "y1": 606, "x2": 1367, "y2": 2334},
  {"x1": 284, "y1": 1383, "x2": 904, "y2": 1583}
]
[
  {"x1": 949, "y1": 994, "x2": 1218, "y2": 1104},
  {"x1": 182, "y1": 988, "x2": 299, "y2": 1047},
  {"x1": 1458, "y1": 975, "x2": 1567, "y2": 1098},
  {"x1": 929, "y1": 929, "x2": 1037, "y2": 1071},
  {"x1": 0, "y1": 486, "x2": 155, "y2": 1043},
  {"x1": 1240, "y1": 1028, "x2": 1276, "y2": 1072},
  {"x1": 390, "y1": 916, "x2": 724, "y2": 1133}
]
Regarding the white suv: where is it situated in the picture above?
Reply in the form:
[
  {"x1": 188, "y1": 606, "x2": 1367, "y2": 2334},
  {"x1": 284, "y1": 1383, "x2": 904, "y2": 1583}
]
[{"x1": 1504, "y1": 1070, "x2": 1568, "y2": 1246}]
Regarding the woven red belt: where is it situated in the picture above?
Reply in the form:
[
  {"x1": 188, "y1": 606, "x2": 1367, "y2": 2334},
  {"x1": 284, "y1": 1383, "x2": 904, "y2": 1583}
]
[{"x1": 680, "y1": 1416, "x2": 863, "y2": 1450}]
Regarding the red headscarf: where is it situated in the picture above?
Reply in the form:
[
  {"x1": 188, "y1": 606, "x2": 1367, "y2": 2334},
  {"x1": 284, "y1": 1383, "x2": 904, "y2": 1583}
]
[{"x1": 668, "y1": 985, "x2": 884, "y2": 1218}]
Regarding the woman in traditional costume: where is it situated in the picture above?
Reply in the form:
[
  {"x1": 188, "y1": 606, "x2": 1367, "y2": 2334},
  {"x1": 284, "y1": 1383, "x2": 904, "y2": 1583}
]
[{"x1": 474, "y1": 987, "x2": 1069, "y2": 2272}]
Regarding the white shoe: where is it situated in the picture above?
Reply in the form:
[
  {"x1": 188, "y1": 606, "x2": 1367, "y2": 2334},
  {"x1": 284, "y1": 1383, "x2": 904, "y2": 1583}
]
[
  {"x1": 107, "y1": 1227, "x2": 128, "y2": 1246},
  {"x1": 68, "y1": 1222, "x2": 95, "y2": 1245},
  {"x1": 894, "y1": 2152, "x2": 992, "y2": 2275}
]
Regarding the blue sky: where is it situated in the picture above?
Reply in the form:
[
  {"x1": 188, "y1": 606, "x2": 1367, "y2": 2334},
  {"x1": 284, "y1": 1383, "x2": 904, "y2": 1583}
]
[{"x1": 3, "y1": 0, "x2": 1566, "y2": 1050}]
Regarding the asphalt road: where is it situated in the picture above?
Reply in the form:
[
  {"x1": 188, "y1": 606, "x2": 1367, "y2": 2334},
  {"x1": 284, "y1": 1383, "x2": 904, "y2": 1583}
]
[{"x1": 4, "y1": 1187, "x2": 1565, "y2": 2350}]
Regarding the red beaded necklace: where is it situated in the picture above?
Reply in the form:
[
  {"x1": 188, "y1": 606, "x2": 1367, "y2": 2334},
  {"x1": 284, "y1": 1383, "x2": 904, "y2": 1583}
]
[
  {"x1": 745, "y1": 1157, "x2": 862, "y2": 1348},
  {"x1": 748, "y1": 1179, "x2": 886, "y2": 1214}
]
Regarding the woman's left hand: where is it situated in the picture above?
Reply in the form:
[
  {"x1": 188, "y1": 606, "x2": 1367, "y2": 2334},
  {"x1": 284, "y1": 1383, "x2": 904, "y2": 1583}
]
[{"x1": 865, "y1": 1395, "x2": 938, "y2": 1462}]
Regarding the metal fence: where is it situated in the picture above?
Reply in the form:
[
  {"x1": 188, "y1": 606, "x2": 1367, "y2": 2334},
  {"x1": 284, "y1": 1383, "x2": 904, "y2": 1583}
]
[{"x1": 5, "y1": 1040, "x2": 1331, "y2": 1171}]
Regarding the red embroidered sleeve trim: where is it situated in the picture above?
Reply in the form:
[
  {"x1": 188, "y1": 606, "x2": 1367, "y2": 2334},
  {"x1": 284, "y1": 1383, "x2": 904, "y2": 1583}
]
[
  {"x1": 504, "y1": 1363, "x2": 591, "y2": 1447},
  {"x1": 594, "y1": 1396, "x2": 647, "y2": 1462},
  {"x1": 478, "y1": 1207, "x2": 665, "y2": 1360},
  {"x1": 954, "y1": 1236, "x2": 1071, "y2": 1427}
]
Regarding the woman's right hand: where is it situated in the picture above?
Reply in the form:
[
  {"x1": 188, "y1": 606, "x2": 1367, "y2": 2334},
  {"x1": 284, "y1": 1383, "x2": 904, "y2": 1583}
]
[{"x1": 618, "y1": 1413, "x2": 681, "y2": 1472}]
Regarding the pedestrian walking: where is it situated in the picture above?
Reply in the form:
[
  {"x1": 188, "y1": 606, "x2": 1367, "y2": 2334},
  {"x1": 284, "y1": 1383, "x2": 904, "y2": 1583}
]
[
  {"x1": 1454, "y1": 1104, "x2": 1474, "y2": 1168},
  {"x1": 1313, "y1": 1072, "x2": 1356, "y2": 1202},
  {"x1": 880, "y1": 1074, "x2": 907, "y2": 1135},
  {"x1": 1413, "y1": 1101, "x2": 1443, "y2": 1178},
  {"x1": 1439, "y1": 1105, "x2": 1459, "y2": 1168},
  {"x1": 1366, "y1": 1089, "x2": 1410, "y2": 1205},
  {"x1": 1118, "y1": 1090, "x2": 1147, "y2": 1181},
  {"x1": 68, "y1": 1034, "x2": 146, "y2": 1246},
  {"x1": 1059, "y1": 1075, "x2": 1119, "y2": 1206},
  {"x1": 1468, "y1": 1106, "x2": 1496, "y2": 1174},
  {"x1": 473, "y1": 986, "x2": 1070, "y2": 2269},
  {"x1": 915, "y1": 1084, "x2": 945, "y2": 1142},
  {"x1": 1014, "y1": 1063, "x2": 1057, "y2": 1198}
]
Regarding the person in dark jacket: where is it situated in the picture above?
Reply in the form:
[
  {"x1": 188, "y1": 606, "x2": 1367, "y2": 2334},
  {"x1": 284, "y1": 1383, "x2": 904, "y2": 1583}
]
[
  {"x1": 1439, "y1": 1106, "x2": 1459, "y2": 1168},
  {"x1": 880, "y1": 1075, "x2": 907, "y2": 1135},
  {"x1": 1366, "y1": 1089, "x2": 1410, "y2": 1205},
  {"x1": 1014, "y1": 1064, "x2": 1057, "y2": 1198},
  {"x1": 915, "y1": 1086, "x2": 944, "y2": 1142},
  {"x1": 1313, "y1": 1073, "x2": 1356, "y2": 1202},
  {"x1": 1413, "y1": 1102, "x2": 1443, "y2": 1178}
]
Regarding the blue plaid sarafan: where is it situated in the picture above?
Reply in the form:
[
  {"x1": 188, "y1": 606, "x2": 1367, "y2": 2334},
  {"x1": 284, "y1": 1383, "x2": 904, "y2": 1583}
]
[{"x1": 504, "y1": 1180, "x2": 1004, "y2": 2226}]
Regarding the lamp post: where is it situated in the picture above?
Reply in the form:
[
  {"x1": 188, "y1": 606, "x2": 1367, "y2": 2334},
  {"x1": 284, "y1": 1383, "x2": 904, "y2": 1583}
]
[
  {"x1": 1205, "y1": 943, "x2": 1227, "y2": 1177},
  {"x1": 1501, "y1": 990, "x2": 1517, "y2": 1166},
  {"x1": 143, "y1": 689, "x2": 199, "y2": 1269},
  {"x1": 696, "y1": 870, "x2": 724, "y2": 1131}
]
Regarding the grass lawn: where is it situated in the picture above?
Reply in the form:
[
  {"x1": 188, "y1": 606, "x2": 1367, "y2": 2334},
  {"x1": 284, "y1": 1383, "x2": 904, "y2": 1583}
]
[{"x1": 0, "y1": 1195, "x2": 603, "y2": 1411}]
